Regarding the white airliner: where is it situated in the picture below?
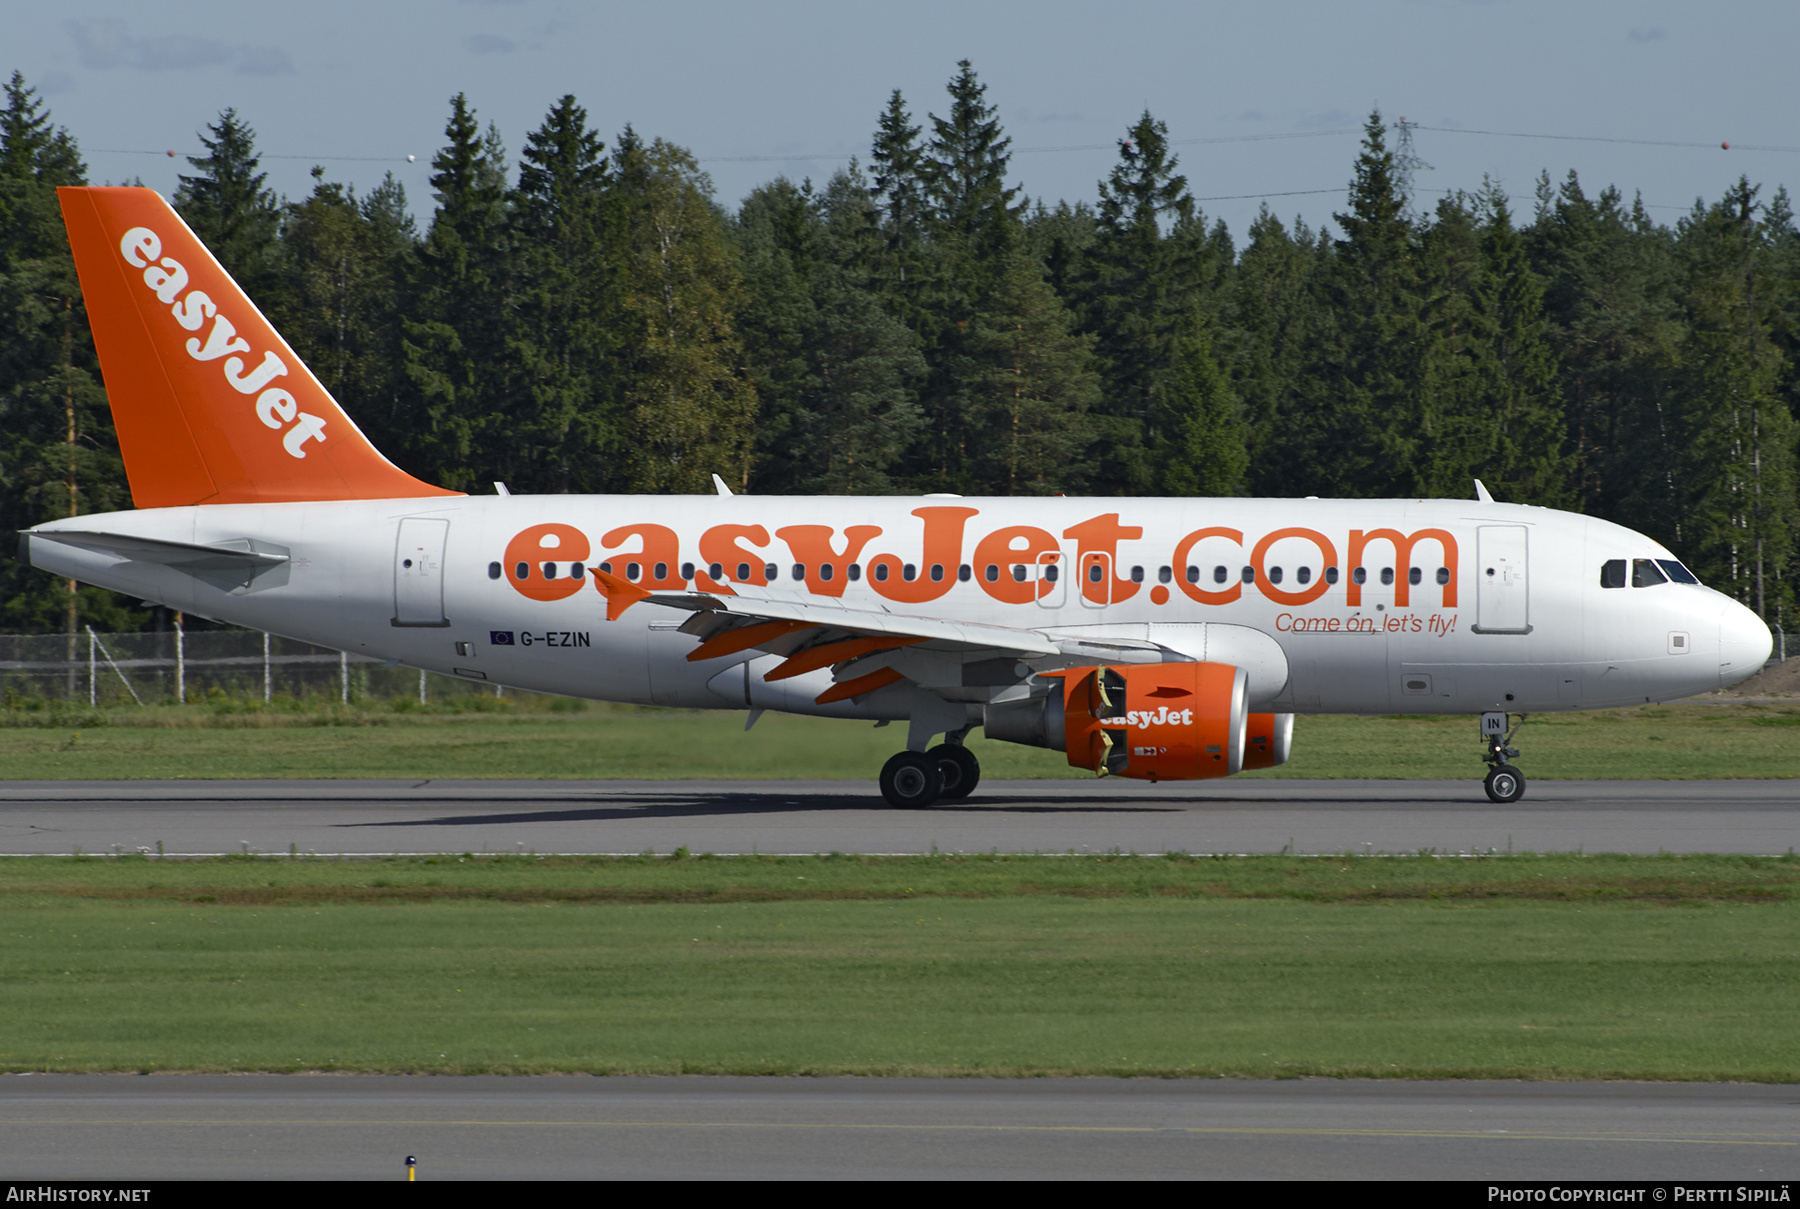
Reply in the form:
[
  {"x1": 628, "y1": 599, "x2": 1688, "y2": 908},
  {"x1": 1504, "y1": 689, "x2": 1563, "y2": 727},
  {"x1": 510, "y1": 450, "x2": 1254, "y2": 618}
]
[{"x1": 22, "y1": 187, "x2": 1774, "y2": 806}]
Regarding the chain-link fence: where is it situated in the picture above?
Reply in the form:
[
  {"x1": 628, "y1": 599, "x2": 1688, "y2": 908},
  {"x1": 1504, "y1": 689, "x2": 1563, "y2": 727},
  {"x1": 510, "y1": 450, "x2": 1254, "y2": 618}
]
[
  {"x1": 0, "y1": 629, "x2": 514, "y2": 708},
  {"x1": 0, "y1": 626, "x2": 1792, "y2": 711}
]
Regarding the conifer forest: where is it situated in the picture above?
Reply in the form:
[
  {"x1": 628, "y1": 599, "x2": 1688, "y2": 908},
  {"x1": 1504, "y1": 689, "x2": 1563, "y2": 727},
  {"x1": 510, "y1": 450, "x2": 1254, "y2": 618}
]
[{"x1": 0, "y1": 65, "x2": 1793, "y2": 635}]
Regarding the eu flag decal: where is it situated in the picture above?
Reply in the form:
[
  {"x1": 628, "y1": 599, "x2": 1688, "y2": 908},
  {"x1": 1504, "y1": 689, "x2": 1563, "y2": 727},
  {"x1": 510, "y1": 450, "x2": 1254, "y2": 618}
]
[{"x1": 489, "y1": 631, "x2": 515, "y2": 645}]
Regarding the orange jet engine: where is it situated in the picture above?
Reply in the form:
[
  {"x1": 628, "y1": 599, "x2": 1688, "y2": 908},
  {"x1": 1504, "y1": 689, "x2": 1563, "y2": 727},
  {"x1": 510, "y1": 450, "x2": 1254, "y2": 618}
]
[{"x1": 1039, "y1": 662, "x2": 1250, "y2": 781}]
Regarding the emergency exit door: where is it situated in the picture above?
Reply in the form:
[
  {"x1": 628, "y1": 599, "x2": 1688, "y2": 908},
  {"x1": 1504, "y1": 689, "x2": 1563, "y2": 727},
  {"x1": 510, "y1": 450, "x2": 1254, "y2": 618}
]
[{"x1": 393, "y1": 517, "x2": 450, "y2": 627}]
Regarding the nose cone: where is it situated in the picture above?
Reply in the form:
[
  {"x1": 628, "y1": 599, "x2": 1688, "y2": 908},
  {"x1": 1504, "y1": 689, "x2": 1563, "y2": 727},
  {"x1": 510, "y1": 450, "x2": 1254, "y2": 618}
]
[{"x1": 1718, "y1": 601, "x2": 1773, "y2": 690}]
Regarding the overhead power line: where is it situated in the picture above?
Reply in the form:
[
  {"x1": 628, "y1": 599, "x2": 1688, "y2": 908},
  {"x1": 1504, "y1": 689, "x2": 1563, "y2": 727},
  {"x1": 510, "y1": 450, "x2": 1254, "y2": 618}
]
[
  {"x1": 667, "y1": 129, "x2": 1365, "y2": 164},
  {"x1": 93, "y1": 149, "x2": 415, "y2": 163},
  {"x1": 1413, "y1": 125, "x2": 1800, "y2": 155}
]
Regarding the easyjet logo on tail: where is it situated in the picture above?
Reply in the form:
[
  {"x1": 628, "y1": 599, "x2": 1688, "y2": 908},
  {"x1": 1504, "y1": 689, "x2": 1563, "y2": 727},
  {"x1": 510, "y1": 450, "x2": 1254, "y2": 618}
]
[{"x1": 120, "y1": 226, "x2": 327, "y2": 459}]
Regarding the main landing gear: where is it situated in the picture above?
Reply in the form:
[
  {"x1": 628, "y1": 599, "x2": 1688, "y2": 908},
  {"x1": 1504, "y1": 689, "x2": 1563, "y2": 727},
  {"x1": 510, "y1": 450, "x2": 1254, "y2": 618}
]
[
  {"x1": 1480, "y1": 711, "x2": 1527, "y2": 803},
  {"x1": 878, "y1": 740, "x2": 981, "y2": 808}
]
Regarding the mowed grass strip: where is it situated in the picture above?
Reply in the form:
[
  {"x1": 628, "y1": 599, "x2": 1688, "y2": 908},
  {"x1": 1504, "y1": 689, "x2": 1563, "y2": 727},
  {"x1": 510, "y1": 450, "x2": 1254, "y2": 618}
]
[
  {"x1": 4, "y1": 851, "x2": 1797, "y2": 905},
  {"x1": 1, "y1": 854, "x2": 1797, "y2": 1080},
  {"x1": 0, "y1": 700, "x2": 1795, "y2": 779}
]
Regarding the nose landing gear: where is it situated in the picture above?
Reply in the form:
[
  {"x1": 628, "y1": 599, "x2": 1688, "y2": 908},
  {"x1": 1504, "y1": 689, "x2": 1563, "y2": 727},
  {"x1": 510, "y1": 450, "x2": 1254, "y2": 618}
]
[{"x1": 1480, "y1": 711, "x2": 1527, "y2": 803}]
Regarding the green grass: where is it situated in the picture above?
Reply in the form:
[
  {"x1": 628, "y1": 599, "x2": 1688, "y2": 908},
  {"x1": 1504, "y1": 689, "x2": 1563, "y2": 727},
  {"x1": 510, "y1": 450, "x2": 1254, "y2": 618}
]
[
  {"x1": 2, "y1": 852, "x2": 1798, "y2": 1079},
  {"x1": 0, "y1": 699, "x2": 1793, "y2": 779}
]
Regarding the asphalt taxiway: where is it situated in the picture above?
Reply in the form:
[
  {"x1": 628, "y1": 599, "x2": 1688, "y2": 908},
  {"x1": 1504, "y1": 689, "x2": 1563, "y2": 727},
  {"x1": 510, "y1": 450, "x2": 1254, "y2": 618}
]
[
  {"x1": 1, "y1": 1075, "x2": 1795, "y2": 1181},
  {"x1": 0, "y1": 777, "x2": 1794, "y2": 856}
]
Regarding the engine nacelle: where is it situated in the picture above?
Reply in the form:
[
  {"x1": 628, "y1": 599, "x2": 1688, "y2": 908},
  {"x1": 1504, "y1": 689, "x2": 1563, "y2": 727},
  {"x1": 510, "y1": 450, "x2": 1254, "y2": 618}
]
[
  {"x1": 986, "y1": 662, "x2": 1249, "y2": 781},
  {"x1": 1241, "y1": 712, "x2": 1295, "y2": 771}
]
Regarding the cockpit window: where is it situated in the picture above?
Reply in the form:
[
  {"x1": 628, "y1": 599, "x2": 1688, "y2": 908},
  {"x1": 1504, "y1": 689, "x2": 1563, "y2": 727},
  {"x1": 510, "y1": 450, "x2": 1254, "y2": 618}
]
[
  {"x1": 1632, "y1": 558, "x2": 1668, "y2": 588},
  {"x1": 1600, "y1": 559, "x2": 1626, "y2": 589},
  {"x1": 1656, "y1": 559, "x2": 1700, "y2": 585}
]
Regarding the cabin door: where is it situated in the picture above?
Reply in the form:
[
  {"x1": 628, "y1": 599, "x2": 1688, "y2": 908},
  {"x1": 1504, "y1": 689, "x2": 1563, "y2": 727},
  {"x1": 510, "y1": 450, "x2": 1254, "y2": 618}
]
[{"x1": 1474, "y1": 525, "x2": 1530, "y2": 634}]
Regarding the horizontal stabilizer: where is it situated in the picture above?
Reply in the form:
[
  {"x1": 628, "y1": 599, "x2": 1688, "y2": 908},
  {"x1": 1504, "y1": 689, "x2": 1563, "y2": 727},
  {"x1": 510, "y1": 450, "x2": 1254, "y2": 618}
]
[{"x1": 26, "y1": 529, "x2": 291, "y2": 594}]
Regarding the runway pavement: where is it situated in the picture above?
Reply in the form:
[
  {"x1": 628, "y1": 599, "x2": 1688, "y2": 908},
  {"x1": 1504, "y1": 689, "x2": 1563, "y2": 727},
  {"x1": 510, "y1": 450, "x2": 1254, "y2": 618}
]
[
  {"x1": 0, "y1": 777, "x2": 1795, "y2": 856},
  {"x1": 1, "y1": 1074, "x2": 1795, "y2": 1180}
]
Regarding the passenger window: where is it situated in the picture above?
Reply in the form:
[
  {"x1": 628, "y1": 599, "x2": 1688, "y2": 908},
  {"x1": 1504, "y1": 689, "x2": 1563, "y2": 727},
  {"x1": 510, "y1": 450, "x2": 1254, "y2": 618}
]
[
  {"x1": 1325, "y1": 567, "x2": 1339, "y2": 584},
  {"x1": 625, "y1": 563, "x2": 641, "y2": 582},
  {"x1": 929, "y1": 564, "x2": 944, "y2": 582},
  {"x1": 1130, "y1": 565, "x2": 1144, "y2": 583},
  {"x1": 1296, "y1": 567, "x2": 1311, "y2": 585},
  {"x1": 1435, "y1": 567, "x2": 1449, "y2": 585},
  {"x1": 1656, "y1": 559, "x2": 1700, "y2": 585},
  {"x1": 543, "y1": 562, "x2": 558, "y2": 580},
  {"x1": 873, "y1": 564, "x2": 889, "y2": 582},
  {"x1": 819, "y1": 563, "x2": 834, "y2": 582},
  {"x1": 792, "y1": 564, "x2": 805, "y2": 581},
  {"x1": 708, "y1": 562, "x2": 724, "y2": 581},
  {"x1": 1632, "y1": 558, "x2": 1668, "y2": 588},
  {"x1": 1240, "y1": 566, "x2": 1255, "y2": 584},
  {"x1": 765, "y1": 563, "x2": 779, "y2": 582},
  {"x1": 1268, "y1": 566, "x2": 1283, "y2": 585},
  {"x1": 736, "y1": 562, "x2": 751, "y2": 582},
  {"x1": 1044, "y1": 564, "x2": 1058, "y2": 582},
  {"x1": 573, "y1": 563, "x2": 586, "y2": 580},
  {"x1": 848, "y1": 564, "x2": 862, "y2": 582},
  {"x1": 1599, "y1": 560, "x2": 1626, "y2": 589},
  {"x1": 1213, "y1": 565, "x2": 1227, "y2": 584},
  {"x1": 681, "y1": 562, "x2": 695, "y2": 581},
  {"x1": 1088, "y1": 563, "x2": 1104, "y2": 584},
  {"x1": 1352, "y1": 567, "x2": 1366, "y2": 585},
  {"x1": 958, "y1": 565, "x2": 971, "y2": 582},
  {"x1": 1013, "y1": 565, "x2": 1027, "y2": 582},
  {"x1": 985, "y1": 564, "x2": 999, "y2": 582},
  {"x1": 1408, "y1": 567, "x2": 1422, "y2": 586},
  {"x1": 650, "y1": 563, "x2": 664, "y2": 581},
  {"x1": 599, "y1": 562, "x2": 612, "y2": 574},
  {"x1": 1380, "y1": 568, "x2": 1394, "y2": 586},
  {"x1": 488, "y1": 562, "x2": 502, "y2": 580},
  {"x1": 1158, "y1": 566, "x2": 1172, "y2": 584},
  {"x1": 1186, "y1": 566, "x2": 1200, "y2": 584},
  {"x1": 902, "y1": 563, "x2": 917, "y2": 581}
]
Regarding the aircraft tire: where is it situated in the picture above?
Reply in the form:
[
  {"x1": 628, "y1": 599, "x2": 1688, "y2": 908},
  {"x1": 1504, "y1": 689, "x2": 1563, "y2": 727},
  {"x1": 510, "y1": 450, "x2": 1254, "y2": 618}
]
[
  {"x1": 880, "y1": 751, "x2": 944, "y2": 808},
  {"x1": 931, "y1": 744, "x2": 981, "y2": 800},
  {"x1": 1484, "y1": 764, "x2": 1526, "y2": 804}
]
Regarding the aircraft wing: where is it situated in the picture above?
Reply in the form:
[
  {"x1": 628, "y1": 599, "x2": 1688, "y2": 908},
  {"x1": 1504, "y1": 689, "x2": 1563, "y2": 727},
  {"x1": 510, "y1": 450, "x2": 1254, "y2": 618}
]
[{"x1": 592, "y1": 568, "x2": 1086, "y2": 705}]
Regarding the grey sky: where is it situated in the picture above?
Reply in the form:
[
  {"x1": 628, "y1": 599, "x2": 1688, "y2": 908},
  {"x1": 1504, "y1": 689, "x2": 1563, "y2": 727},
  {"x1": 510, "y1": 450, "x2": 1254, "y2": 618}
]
[{"x1": 12, "y1": 1, "x2": 1799, "y2": 242}]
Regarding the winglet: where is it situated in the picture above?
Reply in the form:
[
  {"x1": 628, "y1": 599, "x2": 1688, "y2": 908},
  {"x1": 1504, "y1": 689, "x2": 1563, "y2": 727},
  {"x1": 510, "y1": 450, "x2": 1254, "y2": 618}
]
[
  {"x1": 1473, "y1": 479, "x2": 1495, "y2": 504},
  {"x1": 711, "y1": 473, "x2": 734, "y2": 497},
  {"x1": 590, "y1": 567, "x2": 653, "y2": 621}
]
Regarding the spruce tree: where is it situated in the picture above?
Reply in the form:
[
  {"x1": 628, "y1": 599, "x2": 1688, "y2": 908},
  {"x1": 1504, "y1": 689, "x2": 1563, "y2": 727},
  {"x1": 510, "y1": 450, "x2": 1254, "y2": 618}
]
[
  {"x1": 1156, "y1": 317, "x2": 1246, "y2": 497},
  {"x1": 399, "y1": 94, "x2": 512, "y2": 490},
  {"x1": 507, "y1": 95, "x2": 626, "y2": 493},
  {"x1": 0, "y1": 74, "x2": 135, "y2": 632},
  {"x1": 612, "y1": 132, "x2": 758, "y2": 492},
  {"x1": 868, "y1": 90, "x2": 931, "y2": 325},
  {"x1": 278, "y1": 170, "x2": 415, "y2": 470},
  {"x1": 1666, "y1": 179, "x2": 1797, "y2": 617},
  {"x1": 173, "y1": 109, "x2": 284, "y2": 309},
  {"x1": 924, "y1": 61, "x2": 1022, "y2": 264},
  {"x1": 1302, "y1": 109, "x2": 1431, "y2": 497},
  {"x1": 1079, "y1": 110, "x2": 1210, "y2": 493},
  {"x1": 958, "y1": 250, "x2": 1097, "y2": 495},
  {"x1": 1231, "y1": 206, "x2": 1321, "y2": 495}
]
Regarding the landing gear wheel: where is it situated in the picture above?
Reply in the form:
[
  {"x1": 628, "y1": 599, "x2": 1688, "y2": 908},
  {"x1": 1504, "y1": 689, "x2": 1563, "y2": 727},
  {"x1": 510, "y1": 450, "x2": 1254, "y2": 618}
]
[
  {"x1": 880, "y1": 751, "x2": 944, "y2": 808},
  {"x1": 1484, "y1": 764, "x2": 1526, "y2": 804},
  {"x1": 930, "y1": 744, "x2": 980, "y2": 800}
]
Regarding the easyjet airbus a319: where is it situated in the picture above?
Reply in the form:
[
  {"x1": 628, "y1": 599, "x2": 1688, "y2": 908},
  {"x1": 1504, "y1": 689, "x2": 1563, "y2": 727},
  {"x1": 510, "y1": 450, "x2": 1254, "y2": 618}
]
[{"x1": 22, "y1": 188, "x2": 1773, "y2": 805}]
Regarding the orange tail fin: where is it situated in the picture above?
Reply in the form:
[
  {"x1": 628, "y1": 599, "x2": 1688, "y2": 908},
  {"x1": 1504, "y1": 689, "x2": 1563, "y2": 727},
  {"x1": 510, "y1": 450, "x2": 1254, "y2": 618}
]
[{"x1": 58, "y1": 186, "x2": 459, "y2": 507}]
